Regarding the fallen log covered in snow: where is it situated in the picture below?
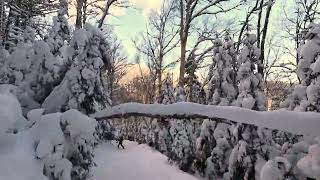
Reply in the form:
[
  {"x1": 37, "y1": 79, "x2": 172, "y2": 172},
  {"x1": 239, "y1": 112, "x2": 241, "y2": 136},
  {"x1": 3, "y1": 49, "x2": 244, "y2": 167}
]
[{"x1": 93, "y1": 102, "x2": 320, "y2": 137}]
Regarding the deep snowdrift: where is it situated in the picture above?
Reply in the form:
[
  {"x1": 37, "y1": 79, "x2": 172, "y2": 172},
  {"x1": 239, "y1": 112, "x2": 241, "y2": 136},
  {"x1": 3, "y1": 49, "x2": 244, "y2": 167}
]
[
  {"x1": 91, "y1": 141, "x2": 199, "y2": 180},
  {"x1": 93, "y1": 102, "x2": 320, "y2": 136}
]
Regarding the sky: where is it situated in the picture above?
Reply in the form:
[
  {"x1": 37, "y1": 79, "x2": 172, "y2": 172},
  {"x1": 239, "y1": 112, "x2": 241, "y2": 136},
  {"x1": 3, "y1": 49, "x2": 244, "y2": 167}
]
[
  {"x1": 107, "y1": 0, "x2": 295, "y2": 56},
  {"x1": 107, "y1": 0, "x2": 164, "y2": 62},
  {"x1": 102, "y1": 0, "x2": 298, "y2": 82}
]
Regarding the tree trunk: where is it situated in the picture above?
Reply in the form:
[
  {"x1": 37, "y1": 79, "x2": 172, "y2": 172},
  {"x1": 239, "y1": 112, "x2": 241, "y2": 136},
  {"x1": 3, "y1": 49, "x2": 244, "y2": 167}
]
[
  {"x1": 259, "y1": 0, "x2": 274, "y2": 78},
  {"x1": 179, "y1": 36, "x2": 187, "y2": 86},
  {"x1": 98, "y1": 0, "x2": 115, "y2": 28},
  {"x1": 82, "y1": 0, "x2": 87, "y2": 26},
  {"x1": 178, "y1": 0, "x2": 186, "y2": 87},
  {"x1": 256, "y1": 0, "x2": 264, "y2": 48},
  {"x1": 76, "y1": 0, "x2": 84, "y2": 29},
  {"x1": 98, "y1": 7, "x2": 110, "y2": 28},
  {"x1": 157, "y1": 68, "x2": 162, "y2": 103},
  {"x1": 157, "y1": 53, "x2": 163, "y2": 103}
]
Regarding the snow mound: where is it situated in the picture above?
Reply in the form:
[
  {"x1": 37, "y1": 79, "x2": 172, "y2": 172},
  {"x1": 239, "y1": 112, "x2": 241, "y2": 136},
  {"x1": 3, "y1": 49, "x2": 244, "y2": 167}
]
[
  {"x1": 27, "y1": 108, "x2": 45, "y2": 124},
  {"x1": 30, "y1": 113, "x2": 64, "y2": 159},
  {"x1": 61, "y1": 109, "x2": 97, "y2": 139},
  {"x1": 0, "y1": 93, "x2": 21, "y2": 133},
  {"x1": 0, "y1": 92, "x2": 27, "y2": 133}
]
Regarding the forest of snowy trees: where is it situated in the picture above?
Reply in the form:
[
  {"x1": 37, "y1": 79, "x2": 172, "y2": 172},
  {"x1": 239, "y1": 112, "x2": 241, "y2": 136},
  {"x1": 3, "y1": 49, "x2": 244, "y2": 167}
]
[{"x1": 0, "y1": 0, "x2": 320, "y2": 180}]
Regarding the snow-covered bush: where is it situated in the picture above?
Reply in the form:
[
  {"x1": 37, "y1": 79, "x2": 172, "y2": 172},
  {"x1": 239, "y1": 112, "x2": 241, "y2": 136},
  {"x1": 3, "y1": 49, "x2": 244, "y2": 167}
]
[
  {"x1": 297, "y1": 142, "x2": 320, "y2": 179},
  {"x1": 0, "y1": 0, "x2": 112, "y2": 116},
  {"x1": 0, "y1": 22, "x2": 69, "y2": 114},
  {"x1": 60, "y1": 109, "x2": 97, "y2": 180},
  {"x1": 43, "y1": 157, "x2": 72, "y2": 180},
  {"x1": 0, "y1": 91, "x2": 98, "y2": 180},
  {"x1": 260, "y1": 157, "x2": 291, "y2": 180},
  {"x1": 30, "y1": 109, "x2": 97, "y2": 180}
]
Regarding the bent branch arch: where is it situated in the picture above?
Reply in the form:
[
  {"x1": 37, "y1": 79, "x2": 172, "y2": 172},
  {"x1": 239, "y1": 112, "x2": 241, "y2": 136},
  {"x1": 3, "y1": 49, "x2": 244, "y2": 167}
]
[{"x1": 93, "y1": 102, "x2": 320, "y2": 136}]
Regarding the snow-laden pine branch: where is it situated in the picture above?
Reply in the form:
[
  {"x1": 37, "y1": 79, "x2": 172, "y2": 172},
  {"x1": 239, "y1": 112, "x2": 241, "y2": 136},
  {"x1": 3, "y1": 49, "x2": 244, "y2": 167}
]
[{"x1": 93, "y1": 102, "x2": 320, "y2": 137}]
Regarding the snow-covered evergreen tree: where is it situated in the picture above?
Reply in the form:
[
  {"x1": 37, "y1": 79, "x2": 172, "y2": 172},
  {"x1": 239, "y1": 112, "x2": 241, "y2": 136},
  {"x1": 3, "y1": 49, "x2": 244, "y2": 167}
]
[
  {"x1": 185, "y1": 58, "x2": 206, "y2": 104},
  {"x1": 233, "y1": 33, "x2": 266, "y2": 110},
  {"x1": 160, "y1": 75, "x2": 175, "y2": 104},
  {"x1": 276, "y1": 23, "x2": 320, "y2": 180},
  {"x1": 157, "y1": 121, "x2": 171, "y2": 155},
  {"x1": 0, "y1": 26, "x2": 35, "y2": 85},
  {"x1": 170, "y1": 119, "x2": 193, "y2": 171},
  {"x1": 46, "y1": 0, "x2": 70, "y2": 55},
  {"x1": 3, "y1": 39, "x2": 67, "y2": 114},
  {"x1": 207, "y1": 36, "x2": 237, "y2": 105},
  {"x1": 0, "y1": 28, "x2": 47, "y2": 113},
  {"x1": 224, "y1": 34, "x2": 267, "y2": 179},
  {"x1": 195, "y1": 119, "x2": 217, "y2": 176},
  {"x1": 175, "y1": 86, "x2": 186, "y2": 102},
  {"x1": 281, "y1": 23, "x2": 320, "y2": 112},
  {"x1": 204, "y1": 122, "x2": 233, "y2": 179},
  {"x1": 42, "y1": 25, "x2": 112, "y2": 114}
]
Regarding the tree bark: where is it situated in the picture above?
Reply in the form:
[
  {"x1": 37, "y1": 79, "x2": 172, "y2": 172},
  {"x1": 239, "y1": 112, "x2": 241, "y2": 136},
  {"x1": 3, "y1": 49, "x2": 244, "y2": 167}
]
[
  {"x1": 98, "y1": 0, "x2": 116, "y2": 28},
  {"x1": 257, "y1": 0, "x2": 264, "y2": 48},
  {"x1": 76, "y1": 0, "x2": 84, "y2": 29},
  {"x1": 179, "y1": 36, "x2": 187, "y2": 86},
  {"x1": 259, "y1": 0, "x2": 274, "y2": 78},
  {"x1": 178, "y1": 0, "x2": 185, "y2": 86},
  {"x1": 82, "y1": 0, "x2": 87, "y2": 26},
  {"x1": 157, "y1": 53, "x2": 163, "y2": 103}
]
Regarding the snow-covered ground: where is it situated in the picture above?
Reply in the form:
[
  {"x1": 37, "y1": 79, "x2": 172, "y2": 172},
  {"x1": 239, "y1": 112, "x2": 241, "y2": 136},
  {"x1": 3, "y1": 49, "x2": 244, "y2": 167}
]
[
  {"x1": 92, "y1": 141, "x2": 200, "y2": 180},
  {"x1": 0, "y1": 131, "x2": 47, "y2": 180}
]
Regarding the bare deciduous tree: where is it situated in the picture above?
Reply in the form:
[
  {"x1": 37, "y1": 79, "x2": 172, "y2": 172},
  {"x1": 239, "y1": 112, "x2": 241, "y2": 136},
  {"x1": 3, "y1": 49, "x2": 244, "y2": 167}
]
[
  {"x1": 74, "y1": 0, "x2": 129, "y2": 28},
  {"x1": 134, "y1": 0, "x2": 179, "y2": 103},
  {"x1": 75, "y1": 0, "x2": 85, "y2": 28},
  {"x1": 97, "y1": 0, "x2": 129, "y2": 28},
  {"x1": 258, "y1": 0, "x2": 275, "y2": 77},
  {"x1": 176, "y1": 0, "x2": 241, "y2": 86}
]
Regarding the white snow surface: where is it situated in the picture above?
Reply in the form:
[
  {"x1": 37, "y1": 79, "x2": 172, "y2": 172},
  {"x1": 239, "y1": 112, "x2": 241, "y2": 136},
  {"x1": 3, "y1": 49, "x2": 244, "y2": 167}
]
[
  {"x1": 0, "y1": 131, "x2": 48, "y2": 180},
  {"x1": 91, "y1": 141, "x2": 199, "y2": 180},
  {"x1": 61, "y1": 109, "x2": 97, "y2": 139},
  {"x1": 93, "y1": 102, "x2": 320, "y2": 137},
  {"x1": 297, "y1": 143, "x2": 320, "y2": 179}
]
